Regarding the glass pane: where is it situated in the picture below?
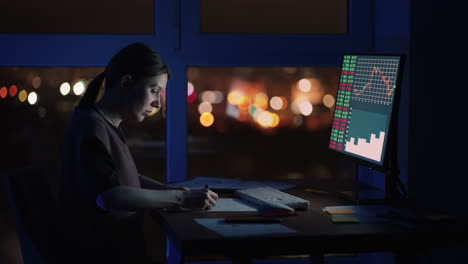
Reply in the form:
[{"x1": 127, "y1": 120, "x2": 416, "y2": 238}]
[
  {"x1": 201, "y1": 0, "x2": 347, "y2": 34},
  {"x1": 0, "y1": 67, "x2": 166, "y2": 182},
  {"x1": 187, "y1": 67, "x2": 355, "y2": 191},
  {"x1": 0, "y1": 0, "x2": 154, "y2": 34}
]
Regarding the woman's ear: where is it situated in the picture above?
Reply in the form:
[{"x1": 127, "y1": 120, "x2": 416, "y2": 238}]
[{"x1": 119, "y1": 74, "x2": 133, "y2": 90}]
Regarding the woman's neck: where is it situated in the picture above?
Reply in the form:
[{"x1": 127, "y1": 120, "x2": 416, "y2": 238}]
[{"x1": 95, "y1": 100, "x2": 124, "y2": 127}]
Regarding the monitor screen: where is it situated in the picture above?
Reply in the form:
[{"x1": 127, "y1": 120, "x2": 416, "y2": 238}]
[{"x1": 329, "y1": 54, "x2": 403, "y2": 167}]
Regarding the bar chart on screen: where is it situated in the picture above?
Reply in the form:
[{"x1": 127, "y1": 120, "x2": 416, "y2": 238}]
[{"x1": 344, "y1": 109, "x2": 387, "y2": 162}]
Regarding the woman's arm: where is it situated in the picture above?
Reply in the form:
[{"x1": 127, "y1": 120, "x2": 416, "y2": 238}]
[
  {"x1": 139, "y1": 174, "x2": 189, "y2": 191},
  {"x1": 139, "y1": 175, "x2": 170, "y2": 189},
  {"x1": 97, "y1": 186, "x2": 184, "y2": 211},
  {"x1": 79, "y1": 136, "x2": 212, "y2": 212},
  {"x1": 97, "y1": 186, "x2": 218, "y2": 211}
]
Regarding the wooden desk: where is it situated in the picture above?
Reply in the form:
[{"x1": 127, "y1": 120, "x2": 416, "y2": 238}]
[{"x1": 153, "y1": 188, "x2": 468, "y2": 264}]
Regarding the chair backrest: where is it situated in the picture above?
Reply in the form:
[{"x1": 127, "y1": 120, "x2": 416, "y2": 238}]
[{"x1": 4, "y1": 166, "x2": 61, "y2": 264}]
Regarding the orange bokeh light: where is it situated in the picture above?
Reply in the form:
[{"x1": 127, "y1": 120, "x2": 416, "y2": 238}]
[
  {"x1": 270, "y1": 113, "x2": 280, "y2": 127},
  {"x1": 227, "y1": 91, "x2": 243, "y2": 105},
  {"x1": 238, "y1": 95, "x2": 251, "y2": 110},
  {"x1": 200, "y1": 112, "x2": 215, "y2": 127}
]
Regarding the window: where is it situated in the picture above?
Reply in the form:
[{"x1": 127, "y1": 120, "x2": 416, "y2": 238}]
[
  {"x1": 186, "y1": 66, "x2": 354, "y2": 183},
  {"x1": 0, "y1": 67, "x2": 166, "y2": 180}
]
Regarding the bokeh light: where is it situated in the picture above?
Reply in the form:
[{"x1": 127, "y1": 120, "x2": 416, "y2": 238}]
[
  {"x1": 270, "y1": 113, "x2": 280, "y2": 127},
  {"x1": 60, "y1": 82, "x2": 71, "y2": 96},
  {"x1": 200, "y1": 112, "x2": 215, "y2": 127},
  {"x1": 227, "y1": 90, "x2": 244, "y2": 105},
  {"x1": 270, "y1": 96, "x2": 283, "y2": 110},
  {"x1": 0, "y1": 87, "x2": 7, "y2": 98},
  {"x1": 323, "y1": 94, "x2": 335, "y2": 108},
  {"x1": 279, "y1": 96, "x2": 288, "y2": 110},
  {"x1": 291, "y1": 95, "x2": 309, "y2": 114},
  {"x1": 257, "y1": 111, "x2": 273, "y2": 127},
  {"x1": 18, "y1": 90, "x2": 28, "y2": 102},
  {"x1": 9, "y1": 85, "x2": 18, "y2": 97},
  {"x1": 187, "y1": 90, "x2": 197, "y2": 103},
  {"x1": 299, "y1": 101, "x2": 313, "y2": 116},
  {"x1": 238, "y1": 95, "x2": 251, "y2": 110},
  {"x1": 297, "y1": 78, "x2": 312, "y2": 92},
  {"x1": 73, "y1": 81, "x2": 86, "y2": 96},
  {"x1": 201, "y1": 91, "x2": 215, "y2": 103},
  {"x1": 198, "y1": 101, "x2": 213, "y2": 114},
  {"x1": 187, "y1": 82, "x2": 194, "y2": 96},
  {"x1": 201, "y1": 90, "x2": 224, "y2": 104},
  {"x1": 27, "y1": 91, "x2": 38, "y2": 105},
  {"x1": 323, "y1": 94, "x2": 336, "y2": 108},
  {"x1": 32, "y1": 76, "x2": 42, "y2": 89},
  {"x1": 255, "y1": 111, "x2": 280, "y2": 128},
  {"x1": 254, "y1": 93, "x2": 268, "y2": 110},
  {"x1": 308, "y1": 78, "x2": 324, "y2": 104}
]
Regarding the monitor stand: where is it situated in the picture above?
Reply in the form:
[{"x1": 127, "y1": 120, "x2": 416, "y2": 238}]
[{"x1": 336, "y1": 151, "x2": 403, "y2": 205}]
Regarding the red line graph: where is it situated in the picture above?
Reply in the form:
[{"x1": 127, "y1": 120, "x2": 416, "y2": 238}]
[{"x1": 353, "y1": 66, "x2": 394, "y2": 97}]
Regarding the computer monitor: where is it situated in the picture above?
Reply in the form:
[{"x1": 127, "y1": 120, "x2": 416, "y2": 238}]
[{"x1": 329, "y1": 54, "x2": 403, "y2": 169}]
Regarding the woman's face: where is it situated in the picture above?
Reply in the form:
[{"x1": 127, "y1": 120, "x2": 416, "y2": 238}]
[{"x1": 124, "y1": 73, "x2": 168, "y2": 122}]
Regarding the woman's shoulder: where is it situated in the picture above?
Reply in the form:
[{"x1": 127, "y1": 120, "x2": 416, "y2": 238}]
[{"x1": 68, "y1": 106, "x2": 110, "y2": 139}]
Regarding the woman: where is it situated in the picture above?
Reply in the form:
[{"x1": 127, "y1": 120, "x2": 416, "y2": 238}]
[{"x1": 59, "y1": 42, "x2": 218, "y2": 263}]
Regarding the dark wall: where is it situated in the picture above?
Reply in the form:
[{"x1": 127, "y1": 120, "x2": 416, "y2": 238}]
[
  {"x1": 409, "y1": 1, "x2": 468, "y2": 215},
  {"x1": 370, "y1": 0, "x2": 468, "y2": 216}
]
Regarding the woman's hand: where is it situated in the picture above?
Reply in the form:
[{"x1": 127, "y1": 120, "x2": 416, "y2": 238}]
[{"x1": 181, "y1": 189, "x2": 219, "y2": 210}]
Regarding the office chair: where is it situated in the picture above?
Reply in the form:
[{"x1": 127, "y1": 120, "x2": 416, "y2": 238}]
[{"x1": 4, "y1": 166, "x2": 63, "y2": 264}]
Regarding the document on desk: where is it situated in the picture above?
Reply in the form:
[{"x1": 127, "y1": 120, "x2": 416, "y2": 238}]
[
  {"x1": 194, "y1": 218, "x2": 296, "y2": 237},
  {"x1": 209, "y1": 198, "x2": 258, "y2": 212}
]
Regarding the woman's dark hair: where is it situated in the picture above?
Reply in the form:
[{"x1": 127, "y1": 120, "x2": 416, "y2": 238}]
[{"x1": 78, "y1": 42, "x2": 171, "y2": 108}]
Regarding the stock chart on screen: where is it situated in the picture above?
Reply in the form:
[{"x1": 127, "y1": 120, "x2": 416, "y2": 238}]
[{"x1": 329, "y1": 54, "x2": 402, "y2": 166}]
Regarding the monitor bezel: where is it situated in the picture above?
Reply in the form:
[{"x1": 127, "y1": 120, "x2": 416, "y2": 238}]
[{"x1": 328, "y1": 53, "x2": 405, "y2": 172}]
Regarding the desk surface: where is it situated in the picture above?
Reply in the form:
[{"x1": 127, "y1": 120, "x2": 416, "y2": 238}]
[{"x1": 154, "y1": 187, "x2": 468, "y2": 259}]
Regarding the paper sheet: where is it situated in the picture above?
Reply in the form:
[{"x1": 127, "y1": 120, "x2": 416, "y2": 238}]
[{"x1": 194, "y1": 218, "x2": 296, "y2": 237}]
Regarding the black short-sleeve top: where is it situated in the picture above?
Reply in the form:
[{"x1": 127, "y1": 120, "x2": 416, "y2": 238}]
[{"x1": 59, "y1": 106, "x2": 141, "y2": 235}]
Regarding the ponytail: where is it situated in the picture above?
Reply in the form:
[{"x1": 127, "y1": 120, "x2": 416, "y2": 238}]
[{"x1": 78, "y1": 71, "x2": 106, "y2": 109}]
